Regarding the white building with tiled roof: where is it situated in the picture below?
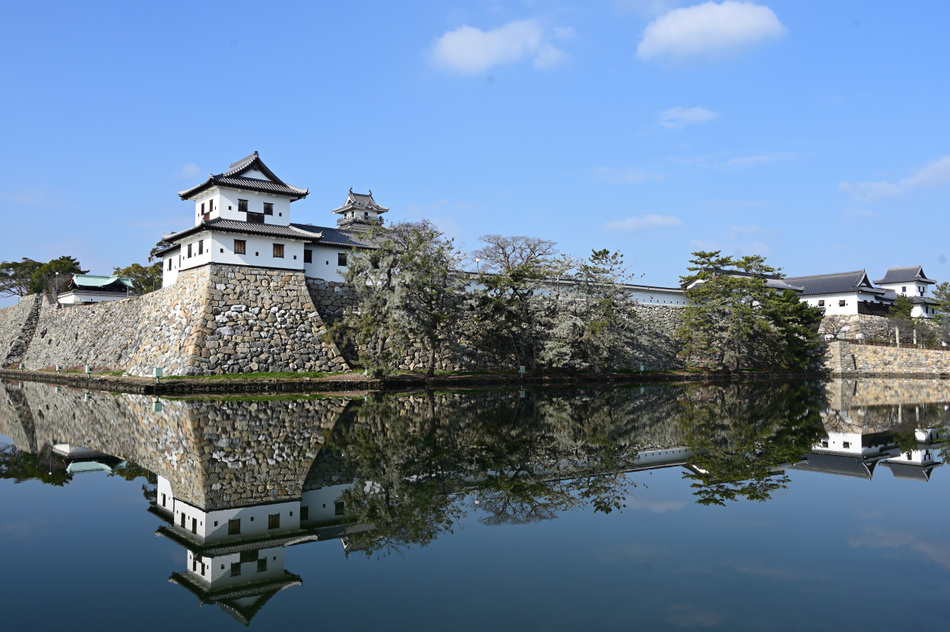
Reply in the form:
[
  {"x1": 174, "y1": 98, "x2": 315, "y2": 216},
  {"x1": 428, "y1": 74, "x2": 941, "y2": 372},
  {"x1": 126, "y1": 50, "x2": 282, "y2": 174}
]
[
  {"x1": 159, "y1": 153, "x2": 378, "y2": 287},
  {"x1": 783, "y1": 270, "x2": 895, "y2": 316},
  {"x1": 873, "y1": 266, "x2": 938, "y2": 318}
]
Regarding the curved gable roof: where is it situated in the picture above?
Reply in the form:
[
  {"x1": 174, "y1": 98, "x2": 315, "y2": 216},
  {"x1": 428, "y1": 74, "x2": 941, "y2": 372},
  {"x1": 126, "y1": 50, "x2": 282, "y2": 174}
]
[
  {"x1": 874, "y1": 265, "x2": 936, "y2": 285},
  {"x1": 783, "y1": 270, "x2": 885, "y2": 297},
  {"x1": 179, "y1": 152, "x2": 309, "y2": 201}
]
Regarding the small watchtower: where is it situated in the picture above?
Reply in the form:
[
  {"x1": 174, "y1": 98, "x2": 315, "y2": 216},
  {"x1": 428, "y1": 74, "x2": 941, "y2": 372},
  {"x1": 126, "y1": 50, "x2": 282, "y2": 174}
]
[{"x1": 331, "y1": 189, "x2": 388, "y2": 231}]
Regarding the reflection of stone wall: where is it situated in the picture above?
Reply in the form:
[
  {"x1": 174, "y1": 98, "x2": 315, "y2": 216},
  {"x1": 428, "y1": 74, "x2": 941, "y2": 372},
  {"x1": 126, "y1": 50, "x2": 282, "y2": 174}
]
[
  {"x1": 0, "y1": 381, "x2": 351, "y2": 509},
  {"x1": 822, "y1": 378, "x2": 950, "y2": 433},
  {"x1": 824, "y1": 341, "x2": 950, "y2": 376},
  {"x1": 18, "y1": 264, "x2": 349, "y2": 376}
]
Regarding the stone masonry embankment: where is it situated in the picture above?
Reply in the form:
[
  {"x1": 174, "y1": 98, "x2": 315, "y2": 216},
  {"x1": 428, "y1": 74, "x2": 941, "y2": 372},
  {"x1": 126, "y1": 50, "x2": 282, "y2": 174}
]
[
  {"x1": 307, "y1": 278, "x2": 688, "y2": 373},
  {"x1": 823, "y1": 340, "x2": 950, "y2": 377},
  {"x1": 16, "y1": 264, "x2": 348, "y2": 377},
  {"x1": 0, "y1": 294, "x2": 43, "y2": 367}
]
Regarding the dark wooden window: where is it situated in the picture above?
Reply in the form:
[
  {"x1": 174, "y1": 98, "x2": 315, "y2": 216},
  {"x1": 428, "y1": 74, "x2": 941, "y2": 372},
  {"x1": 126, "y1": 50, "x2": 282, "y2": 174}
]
[
  {"x1": 228, "y1": 518, "x2": 240, "y2": 535},
  {"x1": 273, "y1": 244, "x2": 284, "y2": 258},
  {"x1": 301, "y1": 506, "x2": 309, "y2": 520},
  {"x1": 335, "y1": 501, "x2": 345, "y2": 516},
  {"x1": 337, "y1": 252, "x2": 347, "y2": 267},
  {"x1": 198, "y1": 241, "x2": 203, "y2": 255},
  {"x1": 304, "y1": 249, "x2": 312, "y2": 263},
  {"x1": 238, "y1": 199, "x2": 248, "y2": 213},
  {"x1": 187, "y1": 243, "x2": 192, "y2": 258},
  {"x1": 234, "y1": 240, "x2": 246, "y2": 255},
  {"x1": 240, "y1": 550, "x2": 257, "y2": 563},
  {"x1": 257, "y1": 558, "x2": 268, "y2": 573},
  {"x1": 200, "y1": 202, "x2": 205, "y2": 214},
  {"x1": 263, "y1": 202, "x2": 273, "y2": 215},
  {"x1": 180, "y1": 513, "x2": 186, "y2": 527},
  {"x1": 191, "y1": 517, "x2": 198, "y2": 534},
  {"x1": 268, "y1": 513, "x2": 280, "y2": 529},
  {"x1": 247, "y1": 212, "x2": 264, "y2": 224},
  {"x1": 230, "y1": 562, "x2": 241, "y2": 577}
]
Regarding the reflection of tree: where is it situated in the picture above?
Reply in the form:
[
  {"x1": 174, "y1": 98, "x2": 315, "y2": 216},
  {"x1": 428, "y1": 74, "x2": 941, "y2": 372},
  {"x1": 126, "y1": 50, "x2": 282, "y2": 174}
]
[
  {"x1": 327, "y1": 390, "x2": 645, "y2": 556},
  {"x1": 0, "y1": 445, "x2": 70, "y2": 486},
  {"x1": 678, "y1": 382, "x2": 825, "y2": 506}
]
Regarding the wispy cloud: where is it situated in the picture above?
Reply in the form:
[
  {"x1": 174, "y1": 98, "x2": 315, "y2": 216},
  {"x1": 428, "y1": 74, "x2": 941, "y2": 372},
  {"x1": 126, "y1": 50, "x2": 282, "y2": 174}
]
[
  {"x1": 849, "y1": 526, "x2": 950, "y2": 570},
  {"x1": 839, "y1": 156, "x2": 950, "y2": 202},
  {"x1": 660, "y1": 106, "x2": 718, "y2": 128},
  {"x1": 610, "y1": 0, "x2": 681, "y2": 16},
  {"x1": 630, "y1": 497, "x2": 686, "y2": 513},
  {"x1": 674, "y1": 151, "x2": 794, "y2": 170},
  {"x1": 605, "y1": 214, "x2": 682, "y2": 231},
  {"x1": 3, "y1": 187, "x2": 74, "y2": 208},
  {"x1": 430, "y1": 19, "x2": 573, "y2": 74},
  {"x1": 177, "y1": 162, "x2": 201, "y2": 178},
  {"x1": 637, "y1": 1, "x2": 785, "y2": 62},
  {"x1": 667, "y1": 604, "x2": 725, "y2": 629},
  {"x1": 690, "y1": 224, "x2": 774, "y2": 257},
  {"x1": 592, "y1": 166, "x2": 664, "y2": 184},
  {"x1": 715, "y1": 151, "x2": 793, "y2": 169}
]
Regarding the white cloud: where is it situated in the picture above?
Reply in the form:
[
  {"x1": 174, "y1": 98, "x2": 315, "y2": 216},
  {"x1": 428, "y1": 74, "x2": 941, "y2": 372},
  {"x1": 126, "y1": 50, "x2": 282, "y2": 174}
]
[
  {"x1": 3, "y1": 187, "x2": 74, "y2": 208},
  {"x1": 838, "y1": 181, "x2": 901, "y2": 202},
  {"x1": 714, "y1": 151, "x2": 793, "y2": 169},
  {"x1": 673, "y1": 151, "x2": 794, "y2": 170},
  {"x1": 839, "y1": 156, "x2": 950, "y2": 202},
  {"x1": 690, "y1": 224, "x2": 774, "y2": 256},
  {"x1": 592, "y1": 166, "x2": 664, "y2": 184},
  {"x1": 178, "y1": 163, "x2": 201, "y2": 178},
  {"x1": 637, "y1": 1, "x2": 785, "y2": 61},
  {"x1": 611, "y1": 0, "x2": 680, "y2": 16},
  {"x1": 605, "y1": 214, "x2": 682, "y2": 231},
  {"x1": 430, "y1": 19, "x2": 571, "y2": 74},
  {"x1": 899, "y1": 155, "x2": 950, "y2": 188},
  {"x1": 660, "y1": 106, "x2": 718, "y2": 128}
]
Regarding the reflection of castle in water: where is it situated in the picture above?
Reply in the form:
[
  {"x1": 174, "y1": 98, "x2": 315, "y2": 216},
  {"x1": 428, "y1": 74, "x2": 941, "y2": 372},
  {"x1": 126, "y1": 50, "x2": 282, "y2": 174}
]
[
  {"x1": 792, "y1": 379, "x2": 950, "y2": 482},
  {"x1": 2, "y1": 378, "x2": 950, "y2": 624},
  {"x1": 151, "y1": 449, "x2": 365, "y2": 625}
]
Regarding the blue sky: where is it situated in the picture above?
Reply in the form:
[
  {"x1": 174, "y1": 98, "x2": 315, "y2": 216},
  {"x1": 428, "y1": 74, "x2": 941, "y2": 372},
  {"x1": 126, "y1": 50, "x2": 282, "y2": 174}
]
[{"x1": 3, "y1": 0, "x2": 949, "y2": 306}]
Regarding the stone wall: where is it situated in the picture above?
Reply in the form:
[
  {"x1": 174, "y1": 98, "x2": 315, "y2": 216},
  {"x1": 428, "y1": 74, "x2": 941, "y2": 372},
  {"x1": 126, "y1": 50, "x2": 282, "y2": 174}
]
[
  {"x1": 18, "y1": 264, "x2": 349, "y2": 376},
  {"x1": 823, "y1": 340, "x2": 950, "y2": 376},
  {"x1": 0, "y1": 294, "x2": 43, "y2": 367},
  {"x1": 306, "y1": 278, "x2": 358, "y2": 322}
]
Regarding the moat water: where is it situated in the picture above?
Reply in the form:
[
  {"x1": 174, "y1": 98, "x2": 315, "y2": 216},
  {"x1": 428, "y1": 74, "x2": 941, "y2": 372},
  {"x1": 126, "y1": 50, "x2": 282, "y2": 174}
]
[{"x1": 2, "y1": 378, "x2": 950, "y2": 630}]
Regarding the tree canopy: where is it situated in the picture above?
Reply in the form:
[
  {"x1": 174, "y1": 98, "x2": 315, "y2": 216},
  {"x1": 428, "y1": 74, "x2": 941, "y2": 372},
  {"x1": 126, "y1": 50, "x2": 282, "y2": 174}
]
[
  {"x1": 341, "y1": 220, "x2": 465, "y2": 377},
  {"x1": 113, "y1": 262, "x2": 162, "y2": 294},
  {"x1": 677, "y1": 251, "x2": 822, "y2": 371}
]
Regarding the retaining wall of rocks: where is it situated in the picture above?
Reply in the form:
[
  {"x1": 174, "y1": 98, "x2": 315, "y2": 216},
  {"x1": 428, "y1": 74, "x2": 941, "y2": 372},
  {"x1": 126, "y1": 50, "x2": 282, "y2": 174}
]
[
  {"x1": 0, "y1": 294, "x2": 43, "y2": 367},
  {"x1": 16, "y1": 264, "x2": 348, "y2": 376},
  {"x1": 824, "y1": 340, "x2": 950, "y2": 376}
]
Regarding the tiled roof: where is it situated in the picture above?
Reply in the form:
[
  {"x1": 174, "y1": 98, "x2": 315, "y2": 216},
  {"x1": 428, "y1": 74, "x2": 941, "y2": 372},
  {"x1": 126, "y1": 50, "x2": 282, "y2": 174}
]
[
  {"x1": 874, "y1": 265, "x2": 936, "y2": 285},
  {"x1": 69, "y1": 274, "x2": 134, "y2": 290},
  {"x1": 165, "y1": 218, "x2": 319, "y2": 242},
  {"x1": 881, "y1": 461, "x2": 937, "y2": 482},
  {"x1": 179, "y1": 152, "x2": 309, "y2": 200},
  {"x1": 790, "y1": 452, "x2": 878, "y2": 479},
  {"x1": 783, "y1": 270, "x2": 886, "y2": 297},
  {"x1": 290, "y1": 223, "x2": 376, "y2": 249},
  {"x1": 331, "y1": 189, "x2": 389, "y2": 215}
]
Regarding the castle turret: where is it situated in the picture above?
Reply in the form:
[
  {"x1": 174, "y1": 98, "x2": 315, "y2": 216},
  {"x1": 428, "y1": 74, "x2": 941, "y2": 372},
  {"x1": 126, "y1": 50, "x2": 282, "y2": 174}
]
[{"x1": 331, "y1": 189, "x2": 388, "y2": 231}]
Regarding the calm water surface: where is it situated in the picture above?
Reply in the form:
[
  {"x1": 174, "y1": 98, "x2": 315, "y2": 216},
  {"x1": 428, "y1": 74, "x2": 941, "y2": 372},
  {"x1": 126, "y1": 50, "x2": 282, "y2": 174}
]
[{"x1": 1, "y1": 379, "x2": 949, "y2": 630}]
